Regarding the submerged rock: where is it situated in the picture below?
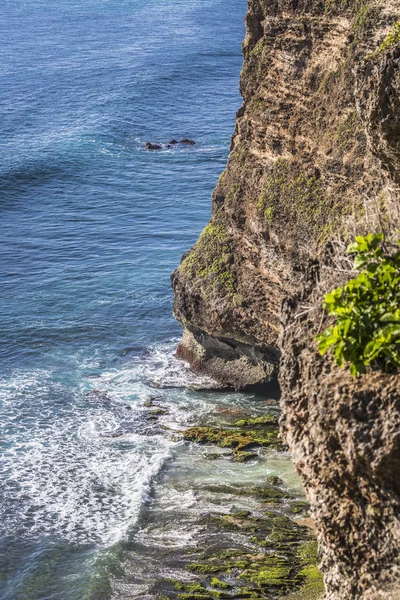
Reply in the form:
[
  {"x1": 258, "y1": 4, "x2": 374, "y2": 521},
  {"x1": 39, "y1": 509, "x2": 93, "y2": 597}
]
[{"x1": 85, "y1": 390, "x2": 111, "y2": 403}]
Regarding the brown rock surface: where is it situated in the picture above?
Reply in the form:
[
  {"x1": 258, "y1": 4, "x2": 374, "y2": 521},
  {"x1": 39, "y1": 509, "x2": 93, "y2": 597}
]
[
  {"x1": 172, "y1": 1, "x2": 400, "y2": 597},
  {"x1": 280, "y1": 262, "x2": 400, "y2": 599},
  {"x1": 172, "y1": 0, "x2": 398, "y2": 387}
]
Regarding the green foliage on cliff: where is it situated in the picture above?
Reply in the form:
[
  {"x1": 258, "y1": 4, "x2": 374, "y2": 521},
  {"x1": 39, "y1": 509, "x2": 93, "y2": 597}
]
[
  {"x1": 180, "y1": 223, "x2": 237, "y2": 296},
  {"x1": 317, "y1": 234, "x2": 400, "y2": 375}
]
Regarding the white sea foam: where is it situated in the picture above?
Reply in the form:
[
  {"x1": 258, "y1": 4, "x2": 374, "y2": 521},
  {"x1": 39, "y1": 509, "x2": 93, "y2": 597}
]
[
  {"x1": 100, "y1": 340, "x2": 219, "y2": 393},
  {"x1": 0, "y1": 366, "x2": 173, "y2": 547}
]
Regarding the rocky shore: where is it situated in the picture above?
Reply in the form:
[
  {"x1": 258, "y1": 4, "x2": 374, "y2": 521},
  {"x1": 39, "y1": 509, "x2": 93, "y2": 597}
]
[{"x1": 127, "y1": 392, "x2": 323, "y2": 600}]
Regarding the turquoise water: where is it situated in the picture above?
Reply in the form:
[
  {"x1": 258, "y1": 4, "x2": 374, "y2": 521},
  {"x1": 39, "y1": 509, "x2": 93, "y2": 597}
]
[
  {"x1": 1, "y1": 1, "x2": 247, "y2": 597},
  {"x1": 1, "y1": 2, "x2": 304, "y2": 599}
]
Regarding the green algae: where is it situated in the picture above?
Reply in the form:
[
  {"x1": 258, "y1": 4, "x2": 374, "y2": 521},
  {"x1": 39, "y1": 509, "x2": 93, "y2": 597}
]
[
  {"x1": 254, "y1": 486, "x2": 291, "y2": 501},
  {"x1": 296, "y1": 542, "x2": 319, "y2": 566},
  {"x1": 234, "y1": 415, "x2": 278, "y2": 427},
  {"x1": 256, "y1": 566, "x2": 292, "y2": 587},
  {"x1": 178, "y1": 594, "x2": 213, "y2": 600},
  {"x1": 231, "y1": 451, "x2": 258, "y2": 463},
  {"x1": 266, "y1": 475, "x2": 284, "y2": 486},
  {"x1": 203, "y1": 452, "x2": 224, "y2": 460},
  {"x1": 288, "y1": 566, "x2": 324, "y2": 600},
  {"x1": 289, "y1": 501, "x2": 310, "y2": 515},
  {"x1": 186, "y1": 563, "x2": 223, "y2": 575},
  {"x1": 182, "y1": 426, "x2": 282, "y2": 453},
  {"x1": 168, "y1": 409, "x2": 320, "y2": 600},
  {"x1": 210, "y1": 578, "x2": 230, "y2": 589},
  {"x1": 230, "y1": 510, "x2": 251, "y2": 518}
]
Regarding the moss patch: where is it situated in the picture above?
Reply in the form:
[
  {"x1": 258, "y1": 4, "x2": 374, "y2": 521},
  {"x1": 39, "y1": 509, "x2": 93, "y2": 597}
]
[
  {"x1": 296, "y1": 542, "x2": 319, "y2": 566},
  {"x1": 234, "y1": 415, "x2": 278, "y2": 427},
  {"x1": 210, "y1": 578, "x2": 230, "y2": 589},
  {"x1": 180, "y1": 223, "x2": 236, "y2": 296},
  {"x1": 289, "y1": 501, "x2": 310, "y2": 515},
  {"x1": 257, "y1": 159, "x2": 336, "y2": 245}
]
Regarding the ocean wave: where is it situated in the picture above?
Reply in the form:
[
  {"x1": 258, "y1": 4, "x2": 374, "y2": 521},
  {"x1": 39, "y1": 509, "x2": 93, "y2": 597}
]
[{"x1": 0, "y1": 368, "x2": 173, "y2": 546}]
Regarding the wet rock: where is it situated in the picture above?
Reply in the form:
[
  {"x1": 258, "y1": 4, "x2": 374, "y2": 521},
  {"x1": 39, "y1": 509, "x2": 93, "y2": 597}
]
[
  {"x1": 235, "y1": 415, "x2": 278, "y2": 427},
  {"x1": 180, "y1": 138, "x2": 195, "y2": 145},
  {"x1": 203, "y1": 452, "x2": 224, "y2": 460},
  {"x1": 169, "y1": 139, "x2": 178, "y2": 144},
  {"x1": 266, "y1": 475, "x2": 284, "y2": 487},
  {"x1": 229, "y1": 508, "x2": 251, "y2": 518},
  {"x1": 231, "y1": 451, "x2": 258, "y2": 463},
  {"x1": 144, "y1": 395, "x2": 163, "y2": 407},
  {"x1": 145, "y1": 142, "x2": 162, "y2": 150},
  {"x1": 182, "y1": 425, "x2": 283, "y2": 453}
]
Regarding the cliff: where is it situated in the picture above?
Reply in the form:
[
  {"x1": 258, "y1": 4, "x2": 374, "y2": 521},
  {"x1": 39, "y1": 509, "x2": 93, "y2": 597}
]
[{"x1": 172, "y1": 0, "x2": 400, "y2": 598}]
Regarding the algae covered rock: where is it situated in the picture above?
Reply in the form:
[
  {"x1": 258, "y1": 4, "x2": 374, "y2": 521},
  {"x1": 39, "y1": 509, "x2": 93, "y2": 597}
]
[{"x1": 182, "y1": 425, "x2": 283, "y2": 453}]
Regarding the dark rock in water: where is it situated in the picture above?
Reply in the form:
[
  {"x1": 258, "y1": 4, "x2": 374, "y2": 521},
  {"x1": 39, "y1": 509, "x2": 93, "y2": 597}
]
[
  {"x1": 144, "y1": 395, "x2": 163, "y2": 408},
  {"x1": 168, "y1": 139, "x2": 178, "y2": 144},
  {"x1": 266, "y1": 475, "x2": 284, "y2": 486},
  {"x1": 86, "y1": 390, "x2": 111, "y2": 403},
  {"x1": 231, "y1": 450, "x2": 258, "y2": 463},
  {"x1": 180, "y1": 138, "x2": 195, "y2": 145},
  {"x1": 145, "y1": 142, "x2": 162, "y2": 150}
]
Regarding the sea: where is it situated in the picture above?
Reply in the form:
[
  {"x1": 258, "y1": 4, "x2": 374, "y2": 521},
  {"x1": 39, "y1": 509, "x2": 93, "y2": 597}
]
[{"x1": 0, "y1": 1, "x2": 304, "y2": 599}]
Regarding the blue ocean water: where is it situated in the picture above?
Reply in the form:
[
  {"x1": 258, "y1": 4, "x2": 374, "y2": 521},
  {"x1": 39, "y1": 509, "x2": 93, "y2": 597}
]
[{"x1": 1, "y1": 1, "x2": 249, "y2": 598}]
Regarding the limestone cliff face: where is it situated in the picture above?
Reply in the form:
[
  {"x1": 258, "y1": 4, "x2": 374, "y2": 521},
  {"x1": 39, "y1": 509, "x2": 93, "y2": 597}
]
[
  {"x1": 173, "y1": 1, "x2": 400, "y2": 597},
  {"x1": 172, "y1": 0, "x2": 396, "y2": 388}
]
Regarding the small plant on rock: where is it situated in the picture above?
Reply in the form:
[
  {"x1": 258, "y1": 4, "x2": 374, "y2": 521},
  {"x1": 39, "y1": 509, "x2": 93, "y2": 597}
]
[{"x1": 316, "y1": 233, "x2": 400, "y2": 375}]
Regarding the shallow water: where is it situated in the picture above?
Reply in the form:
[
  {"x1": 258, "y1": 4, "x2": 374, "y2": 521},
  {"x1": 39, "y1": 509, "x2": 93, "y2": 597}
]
[{"x1": 1, "y1": 1, "x2": 304, "y2": 598}]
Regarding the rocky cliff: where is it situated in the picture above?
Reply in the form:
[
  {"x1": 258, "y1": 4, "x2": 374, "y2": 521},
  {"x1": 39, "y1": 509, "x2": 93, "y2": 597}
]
[{"x1": 172, "y1": 0, "x2": 400, "y2": 598}]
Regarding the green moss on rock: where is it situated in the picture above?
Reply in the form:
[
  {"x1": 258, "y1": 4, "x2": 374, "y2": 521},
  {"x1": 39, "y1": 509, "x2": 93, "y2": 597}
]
[
  {"x1": 289, "y1": 501, "x2": 310, "y2": 515},
  {"x1": 182, "y1": 426, "x2": 282, "y2": 452},
  {"x1": 179, "y1": 223, "x2": 236, "y2": 296},
  {"x1": 210, "y1": 578, "x2": 230, "y2": 589},
  {"x1": 234, "y1": 415, "x2": 278, "y2": 427},
  {"x1": 231, "y1": 451, "x2": 258, "y2": 462},
  {"x1": 257, "y1": 159, "x2": 334, "y2": 245}
]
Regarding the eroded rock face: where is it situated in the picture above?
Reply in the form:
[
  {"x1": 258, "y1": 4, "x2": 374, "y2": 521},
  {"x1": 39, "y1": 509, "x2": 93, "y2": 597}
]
[
  {"x1": 172, "y1": 0, "x2": 390, "y2": 387},
  {"x1": 279, "y1": 268, "x2": 400, "y2": 599}
]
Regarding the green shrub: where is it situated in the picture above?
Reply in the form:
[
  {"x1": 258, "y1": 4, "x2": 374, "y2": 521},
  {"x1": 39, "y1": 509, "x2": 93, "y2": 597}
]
[{"x1": 316, "y1": 233, "x2": 400, "y2": 375}]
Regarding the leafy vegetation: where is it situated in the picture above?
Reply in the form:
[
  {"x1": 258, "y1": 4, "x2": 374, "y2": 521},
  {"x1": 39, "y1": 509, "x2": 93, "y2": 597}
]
[
  {"x1": 317, "y1": 234, "x2": 400, "y2": 375},
  {"x1": 367, "y1": 20, "x2": 400, "y2": 58}
]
